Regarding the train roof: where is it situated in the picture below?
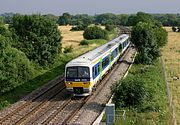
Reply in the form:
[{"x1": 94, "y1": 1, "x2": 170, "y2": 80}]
[{"x1": 66, "y1": 34, "x2": 129, "y2": 66}]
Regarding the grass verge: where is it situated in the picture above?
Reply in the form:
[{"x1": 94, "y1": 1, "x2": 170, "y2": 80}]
[{"x1": 112, "y1": 59, "x2": 171, "y2": 125}]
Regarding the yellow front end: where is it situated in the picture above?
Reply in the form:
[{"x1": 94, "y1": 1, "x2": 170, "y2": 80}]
[
  {"x1": 65, "y1": 81, "x2": 92, "y2": 88},
  {"x1": 65, "y1": 81, "x2": 93, "y2": 96}
]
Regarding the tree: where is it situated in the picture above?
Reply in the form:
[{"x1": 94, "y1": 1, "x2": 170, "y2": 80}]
[
  {"x1": 113, "y1": 77, "x2": 148, "y2": 108},
  {"x1": 70, "y1": 14, "x2": 93, "y2": 26},
  {"x1": 152, "y1": 14, "x2": 180, "y2": 26},
  {"x1": 0, "y1": 12, "x2": 14, "y2": 24},
  {"x1": 131, "y1": 22, "x2": 160, "y2": 64},
  {"x1": 117, "y1": 14, "x2": 129, "y2": 26},
  {"x1": 177, "y1": 27, "x2": 180, "y2": 32},
  {"x1": 83, "y1": 26, "x2": 108, "y2": 40},
  {"x1": 0, "y1": 24, "x2": 8, "y2": 36},
  {"x1": 105, "y1": 24, "x2": 115, "y2": 31},
  {"x1": 0, "y1": 23, "x2": 35, "y2": 93},
  {"x1": 58, "y1": 12, "x2": 72, "y2": 25},
  {"x1": 153, "y1": 26, "x2": 167, "y2": 47},
  {"x1": 94, "y1": 13, "x2": 116, "y2": 25},
  {"x1": 126, "y1": 15, "x2": 136, "y2": 26},
  {"x1": 70, "y1": 24, "x2": 87, "y2": 31},
  {"x1": 172, "y1": 26, "x2": 177, "y2": 32},
  {"x1": 10, "y1": 14, "x2": 62, "y2": 67},
  {"x1": 135, "y1": 12, "x2": 154, "y2": 25},
  {"x1": 127, "y1": 12, "x2": 156, "y2": 26},
  {"x1": 43, "y1": 14, "x2": 58, "y2": 23},
  {"x1": 0, "y1": 17, "x2": 4, "y2": 24}
]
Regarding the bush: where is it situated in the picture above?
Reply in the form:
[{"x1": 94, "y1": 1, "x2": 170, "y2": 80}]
[
  {"x1": 80, "y1": 40, "x2": 89, "y2": 45},
  {"x1": 113, "y1": 76, "x2": 149, "y2": 108},
  {"x1": 83, "y1": 26, "x2": 108, "y2": 40},
  {"x1": 63, "y1": 46, "x2": 73, "y2": 53},
  {"x1": 172, "y1": 26, "x2": 177, "y2": 32},
  {"x1": 0, "y1": 23, "x2": 36, "y2": 94},
  {"x1": 0, "y1": 36, "x2": 35, "y2": 93},
  {"x1": 70, "y1": 25, "x2": 87, "y2": 31},
  {"x1": 153, "y1": 26, "x2": 167, "y2": 47},
  {"x1": 177, "y1": 27, "x2": 180, "y2": 32}
]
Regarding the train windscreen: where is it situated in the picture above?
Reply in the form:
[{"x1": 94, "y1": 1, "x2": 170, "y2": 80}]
[{"x1": 66, "y1": 66, "x2": 90, "y2": 79}]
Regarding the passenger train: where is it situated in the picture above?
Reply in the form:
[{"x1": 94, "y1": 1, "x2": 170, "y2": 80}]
[{"x1": 65, "y1": 34, "x2": 130, "y2": 96}]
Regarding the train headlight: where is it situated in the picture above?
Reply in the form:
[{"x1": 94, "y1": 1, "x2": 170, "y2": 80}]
[{"x1": 67, "y1": 82, "x2": 72, "y2": 85}]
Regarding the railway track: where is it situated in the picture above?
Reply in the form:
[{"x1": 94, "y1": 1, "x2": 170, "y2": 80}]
[
  {"x1": 0, "y1": 45, "x2": 135, "y2": 125},
  {"x1": 18, "y1": 93, "x2": 72, "y2": 125},
  {"x1": 0, "y1": 77, "x2": 65, "y2": 125},
  {"x1": 13, "y1": 86, "x2": 67, "y2": 125}
]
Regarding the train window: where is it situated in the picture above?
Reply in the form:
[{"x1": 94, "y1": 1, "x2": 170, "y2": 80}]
[
  {"x1": 93, "y1": 63, "x2": 100, "y2": 79},
  {"x1": 119, "y1": 44, "x2": 122, "y2": 52},
  {"x1": 98, "y1": 64, "x2": 100, "y2": 73},
  {"x1": 112, "y1": 48, "x2": 118, "y2": 59},
  {"x1": 95, "y1": 67, "x2": 97, "y2": 77},
  {"x1": 102, "y1": 61, "x2": 105, "y2": 69},
  {"x1": 102, "y1": 56, "x2": 109, "y2": 69},
  {"x1": 66, "y1": 67, "x2": 78, "y2": 78},
  {"x1": 93, "y1": 67, "x2": 95, "y2": 79},
  {"x1": 123, "y1": 42, "x2": 126, "y2": 47},
  {"x1": 112, "y1": 51, "x2": 115, "y2": 58},
  {"x1": 66, "y1": 66, "x2": 90, "y2": 79},
  {"x1": 115, "y1": 48, "x2": 118, "y2": 56},
  {"x1": 92, "y1": 67, "x2": 95, "y2": 78},
  {"x1": 78, "y1": 67, "x2": 90, "y2": 78},
  {"x1": 106, "y1": 58, "x2": 109, "y2": 65},
  {"x1": 126, "y1": 40, "x2": 128, "y2": 45}
]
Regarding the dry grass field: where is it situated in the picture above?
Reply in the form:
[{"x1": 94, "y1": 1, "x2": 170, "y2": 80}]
[
  {"x1": 58, "y1": 26, "x2": 84, "y2": 49},
  {"x1": 58, "y1": 25, "x2": 106, "y2": 57},
  {"x1": 162, "y1": 27, "x2": 180, "y2": 124}
]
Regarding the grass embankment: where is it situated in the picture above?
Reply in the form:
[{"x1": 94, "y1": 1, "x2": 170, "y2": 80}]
[
  {"x1": 113, "y1": 60, "x2": 171, "y2": 125},
  {"x1": 162, "y1": 27, "x2": 180, "y2": 124},
  {"x1": 0, "y1": 25, "x2": 117, "y2": 110}
]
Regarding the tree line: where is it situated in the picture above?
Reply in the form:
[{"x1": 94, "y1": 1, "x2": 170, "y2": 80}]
[{"x1": 1, "y1": 12, "x2": 180, "y2": 27}]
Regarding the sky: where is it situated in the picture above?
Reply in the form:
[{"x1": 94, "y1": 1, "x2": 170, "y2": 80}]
[{"x1": 0, "y1": 0, "x2": 180, "y2": 15}]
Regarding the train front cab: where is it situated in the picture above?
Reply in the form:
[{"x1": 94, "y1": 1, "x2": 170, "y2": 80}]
[{"x1": 65, "y1": 66, "x2": 93, "y2": 96}]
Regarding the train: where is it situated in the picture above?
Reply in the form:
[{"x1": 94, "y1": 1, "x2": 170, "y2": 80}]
[{"x1": 65, "y1": 34, "x2": 130, "y2": 96}]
